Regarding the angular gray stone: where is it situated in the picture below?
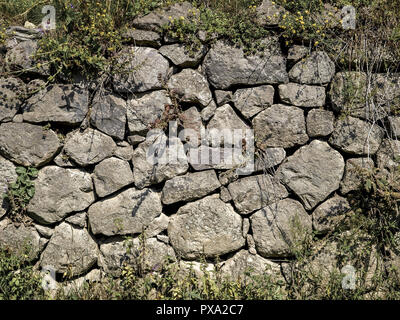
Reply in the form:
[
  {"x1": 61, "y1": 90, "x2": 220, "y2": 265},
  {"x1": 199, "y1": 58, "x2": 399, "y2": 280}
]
[
  {"x1": 207, "y1": 104, "x2": 250, "y2": 146},
  {"x1": 0, "y1": 122, "x2": 60, "y2": 167},
  {"x1": 329, "y1": 117, "x2": 384, "y2": 155},
  {"x1": 200, "y1": 99, "x2": 217, "y2": 121},
  {"x1": 88, "y1": 187, "x2": 162, "y2": 236},
  {"x1": 23, "y1": 84, "x2": 89, "y2": 125},
  {"x1": 90, "y1": 93, "x2": 127, "y2": 140},
  {"x1": 215, "y1": 90, "x2": 232, "y2": 106},
  {"x1": 99, "y1": 237, "x2": 176, "y2": 276},
  {"x1": 40, "y1": 222, "x2": 98, "y2": 276},
  {"x1": 233, "y1": 85, "x2": 274, "y2": 119},
  {"x1": 0, "y1": 77, "x2": 25, "y2": 122},
  {"x1": 306, "y1": 109, "x2": 334, "y2": 137},
  {"x1": 279, "y1": 83, "x2": 326, "y2": 107},
  {"x1": 132, "y1": 132, "x2": 189, "y2": 189},
  {"x1": 253, "y1": 104, "x2": 308, "y2": 149},
  {"x1": 93, "y1": 157, "x2": 134, "y2": 198},
  {"x1": 203, "y1": 39, "x2": 288, "y2": 89},
  {"x1": 127, "y1": 90, "x2": 171, "y2": 136},
  {"x1": 113, "y1": 46, "x2": 170, "y2": 93},
  {"x1": 0, "y1": 218, "x2": 44, "y2": 262},
  {"x1": 221, "y1": 250, "x2": 282, "y2": 281},
  {"x1": 122, "y1": 29, "x2": 161, "y2": 47},
  {"x1": 254, "y1": 147, "x2": 286, "y2": 171},
  {"x1": 27, "y1": 166, "x2": 95, "y2": 224},
  {"x1": 251, "y1": 199, "x2": 312, "y2": 258},
  {"x1": 167, "y1": 69, "x2": 212, "y2": 107},
  {"x1": 65, "y1": 212, "x2": 87, "y2": 228},
  {"x1": 64, "y1": 129, "x2": 117, "y2": 166},
  {"x1": 128, "y1": 135, "x2": 146, "y2": 146},
  {"x1": 114, "y1": 141, "x2": 133, "y2": 161},
  {"x1": 278, "y1": 140, "x2": 345, "y2": 210},
  {"x1": 388, "y1": 116, "x2": 400, "y2": 139},
  {"x1": 228, "y1": 174, "x2": 288, "y2": 214},
  {"x1": 242, "y1": 218, "x2": 250, "y2": 238},
  {"x1": 287, "y1": 45, "x2": 309, "y2": 64},
  {"x1": 256, "y1": 0, "x2": 286, "y2": 26},
  {"x1": 53, "y1": 151, "x2": 75, "y2": 168},
  {"x1": 162, "y1": 170, "x2": 221, "y2": 205},
  {"x1": 5, "y1": 40, "x2": 37, "y2": 70},
  {"x1": 220, "y1": 186, "x2": 232, "y2": 203},
  {"x1": 34, "y1": 224, "x2": 54, "y2": 238},
  {"x1": 132, "y1": 2, "x2": 196, "y2": 31},
  {"x1": 340, "y1": 157, "x2": 375, "y2": 194},
  {"x1": 0, "y1": 156, "x2": 17, "y2": 219},
  {"x1": 288, "y1": 51, "x2": 335, "y2": 84},
  {"x1": 159, "y1": 44, "x2": 207, "y2": 67},
  {"x1": 313, "y1": 196, "x2": 350, "y2": 234},
  {"x1": 144, "y1": 213, "x2": 169, "y2": 238},
  {"x1": 168, "y1": 194, "x2": 245, "y2": 259},
  {"x1": 376, "y1": 139, "x2": 400, "y2": 171},
  {"x1": 180, "y1": 107, "x2": 204, "y2": 147}
]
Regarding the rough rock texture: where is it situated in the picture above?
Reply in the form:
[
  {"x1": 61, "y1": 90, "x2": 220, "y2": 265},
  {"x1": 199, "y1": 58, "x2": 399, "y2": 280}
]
[
  {"x1": 278, "y1": 83, "x2": 325, "y2": 107},
  {"x1": 113, "y1": 46, "x2": 170, "y2": 93},
  {"x1": 144, "y1": 213, "x2": 169, "y2": 238},
  {"x1": 64, "y1": 129, "x2": 117, "y2": 166},
  {"x1": 159, "y1": 44, "x2": 207, "y2": 67},
  {"x1": 0, "y1": 156, "x2": 17, "y2": 219},
  {"x1": 227, "y1": 174, "x2": 288, "y2": 214},
  {"x1": 65, "y1": 212, "x2": 87, "y2": 228},
  {"x1": 127, "y1": 90, "x2": 171, "y2": 136},
  {"x1": 40, "y1": 222, "x2": 98, "y2": 276},
  {"x1": 233, "y1": 85, "x2": 274, "y2": 119},
  {"x1": 215, "y1": 90, "x2": 232, "y2": 106},
  {"x1": 329, "y1": 117, "x2": 384, "y2": 155},
  {"x1": 306, "y1": 109, "x2": 334, "y2": 137},
  {"x1": 88, "y1": 187, "x2": 162, "y2": 236},
  {"x1": 0, "y1": 219, "x2": 44, "y2": 262},
  {"x1": 0, "y1": 77, "x2": 25, "y2": 122},
  {"x1": 278, "y1": 140, "x2": 344, "y2": 210},
  {"x1": 253, "y1": 104, "x2": 308, "y2": 149},
  {"x1": 287, "y1": 45, "x2": 309, "y2": 64},
  {"x1": 288, "y1": 51, "x2": 335, "y2": 84},
  {"x1": 27, "y1": 166, "x2": 95, "y2": 224},
  {"x1": 90, "y1": 93, "x2": 127, "y2": 140},
  {"x1": 168, "y1": 195, "x2": 245, "y2": 259},
  {"x1": 5, "y1": 40, "x2": 37, "y2": 70},
  {"x1": 167, "y1": 69, "x2": 212, "y2": 107},
  {"x1": 256, "y1": 0, "x2": 286, "y2": 26},
  {"x1": 92, "y1": 157, "x2": 134, "y2": 198},
  {"x1": 312, "y1": 196, "x2": 350, "y2": 234},
  {"x1": 23, "y1": 85, "x2": 89, "y2": 125},
  {"x1": 180, "y1": 107, "x2": 204, "y2": 147},
  {"x1": 388, "y1": 116, "x2": 400, "y2": 139},
  {"x1": 207, "y1": 104, "x2": 250, "y2": 146},
  {"x1": 254, "y1": 147, "x2": 286, "y2": 171},
  {"x1": 99, "y1": 237, "x2": 176, "y2": 276},
  {"x1": 203, "y1": 39, "x2": 288, "y2": 89},
  {"x1": 376, "y1": 139, "x2": 400, "y2": 171},
  {"x1": 162, "y1": 170, "x2": 221, "y2": 204},
  {"x1": 251, "y1": 199, "x2": 312, "y2": 258},
  {"x1": 340, "y1": 157, "x2": 375, "y2": 194},
  {"x1": 132, "y1": 132, "x2": 189, "y2": 189},
  {"x1": 221, "y1": 250, "x2": 282, "y2": 281},
  {"x1": 0, "y1": 122, "x2": 60, "y2": 167},
  {"x1": 122, "y1": 29, "x2": 161, "y2": 47}
]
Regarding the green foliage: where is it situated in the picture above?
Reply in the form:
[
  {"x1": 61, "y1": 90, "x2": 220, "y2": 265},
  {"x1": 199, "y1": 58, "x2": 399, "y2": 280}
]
[{"x1": 4, "y1": 166, "x2": 38, "y2": 223}]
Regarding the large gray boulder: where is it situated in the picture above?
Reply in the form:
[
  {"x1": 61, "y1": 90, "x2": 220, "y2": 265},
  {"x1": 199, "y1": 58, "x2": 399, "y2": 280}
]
[
  {"x1": 278, "y1": 83, "x2": 326, "y2": 107},
  {"x1": 0, "y1": 218, "x2": 44, "y2": 262},
  {"x1": 22, "y1": 84, "x2": 89, "y2": 125},
  {"x1": 127, "y1": 90, "x2": 171, "y2": 136},
  {"x1": 312, "y1": 196, "x2": 350, "y2": 234},
  {"x1": 27, "y1": 166, "x2": 95, "y2": 224},
  {"x1": 233, "y1": 85, "x2": 274, "y2": 119},
  {"x1": 168, "y1": 194, "x2": 245, "y2": 259},
  {"x1": 88, "y1": 187, "x2": 162, "y2": 236},
  {"x1": 0, "y1": 122, "x2": 60, "y2": 167},
  {"x1": 159, "y1": 44, "x2": 207, "y2": 67},
  {"x1": 64, "y1": 128, "x2": 117, "y2": 166},
  {"x1": 92, "y1": 157, "x2": 134, "y2": 198},
  {"x1": 40, "y1": 222, "x2": 98, "y2": 276},
  {"x1": 306, "y1": 109, "x2": 334, "y2": 137},
  {"x1": 0, "y1": 77, "x2": 25, "y2": 122},
  {"x1": 113, "y1": 46, "x2": 170, "y2": 93},
  {"x1": 329, "y1": 116, "x2": 384, "y2": 155},
  {"x1": 278, "y1": 140, "x2": 344, "y2": 210},
  {"x1": 132, "y1": 132, "x2": 189, "y2": 189},
  {"x1": 161, "y1": 170, "x2": 221, "y2": 205},
  {"x1": 251, "y1": 199, "x2": 312, "y2": 258},
  {"x1": 0, "y1": 156, "x2": 17, "y2": 219},
  {"x1": 99, "y1": 237, "x2": 176, "y2": 277},
  {"x1": 90, "y1": 93, "x2": 127, "y2": 140},
  {"x1": 227, "y1": 174, "x2": 288, "y2": 214},
  {"x1": 340, "y1": 157, "x2": 375, "y2": 194},
  {"x1": 253, "y1": 104, "x2": 308, "y2": 149},
  {"x1": 203, "y1": 39, "x2": 288, "y2": 89},
  {"x1": 167, "y1": 69, "x2": 213, "y2": 107},
  {"x1": 288, "y1": 51, "x2": 335, "y2": 84}
]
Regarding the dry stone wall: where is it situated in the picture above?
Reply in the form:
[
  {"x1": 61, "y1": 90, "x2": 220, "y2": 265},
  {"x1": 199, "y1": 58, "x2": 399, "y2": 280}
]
[{"x1": 1, "y1": 1, "x2": 400, "y2": 284}]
